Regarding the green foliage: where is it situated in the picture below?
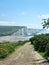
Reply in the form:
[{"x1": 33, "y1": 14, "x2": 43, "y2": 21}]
[
  {"x1": 0, "y1": 48, "x2": 8, "y2": 58},
  {"x1": 46, "y1": 43, "x2": 49, "y2": 52},
  {"x1": 30, "y1": 34, "x2": 49, "y2": 59},
  {"x1": 0, "y1": 41, "x2": 26, "y2": 59},
  {"x1": 42, "y1": 18, "x2": 49, "y2": 28}
]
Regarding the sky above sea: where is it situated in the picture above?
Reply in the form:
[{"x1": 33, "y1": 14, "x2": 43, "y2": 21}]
[{"x1": 0, "y1": 0, "x2": 49, "y2": 29}]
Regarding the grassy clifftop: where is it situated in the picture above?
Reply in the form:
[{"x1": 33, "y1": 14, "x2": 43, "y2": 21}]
[{"x1": 0, "y1": 26, "x2": 25, "y2": 36}]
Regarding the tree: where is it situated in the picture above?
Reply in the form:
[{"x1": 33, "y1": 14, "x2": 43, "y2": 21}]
[{"x1": 42, "y1": 18, "x2": 49, "y2": 28}]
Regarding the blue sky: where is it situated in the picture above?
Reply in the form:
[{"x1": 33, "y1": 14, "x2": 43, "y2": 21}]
[{"x1": 0, "y1": 0, "x2": 49, "y2": 29}]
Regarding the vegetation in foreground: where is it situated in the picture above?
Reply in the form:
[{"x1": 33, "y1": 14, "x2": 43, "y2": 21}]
[
  {"x1": 0, "y1": 41, "x2": 26, "y2": 59},
  {"x1": 30, "y1": 33, "x2": 49, "y2": 60}
]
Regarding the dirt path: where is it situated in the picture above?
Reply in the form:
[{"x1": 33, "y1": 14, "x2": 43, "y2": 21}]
[{"x1": 0, "y1": 42, "x2": 48, "y2": 65}]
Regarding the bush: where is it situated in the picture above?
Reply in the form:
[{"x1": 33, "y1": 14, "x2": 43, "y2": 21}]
[
  {"x1": 0, "y1": 48, "x2": 8, "y2": 58},
  {"x1": 30, "y1": 34, "x2": 49, "y2": 52},
  {"x1": 45, "y1": 43, "x2": 49, "y2": 53},
  {"x1": 30, "y1": 33, "x2": 49, "y2": 59}
]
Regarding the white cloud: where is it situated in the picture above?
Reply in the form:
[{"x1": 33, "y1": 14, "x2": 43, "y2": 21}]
[
  {"x1": 27, "y1": 23, "x2": 42, "y2": 29},
  {"x1": 0, "y1": 21, "x2": 17, "y2": 26},
  {"x1": 0, "y1": 21, "x2": 42, "y2": 29},
  {"x1": 21, "y1": 12, "x2": 26, "y2": 16},
  {"x1": 38, "y1": 14, "x2": 49, "y2": 19}
]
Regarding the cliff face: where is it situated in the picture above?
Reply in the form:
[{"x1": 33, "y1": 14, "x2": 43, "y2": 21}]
[
  {"x1": 12, "y1": 27, "x2": 46, "y2": 36},
  {"x1": 0, "y1": 26, "x2": 27, "y2": 36},
  {"x1": 0, "y1": 26, "x2": 47, "y2": 36},
  {"x1": 13, "y1": 27, "x2": 28, "y2": 36}
]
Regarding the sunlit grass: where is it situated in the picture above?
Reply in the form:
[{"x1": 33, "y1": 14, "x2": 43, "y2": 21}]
[{"x1": 0, "y1": 41, "x2": 26, "y2": 59}]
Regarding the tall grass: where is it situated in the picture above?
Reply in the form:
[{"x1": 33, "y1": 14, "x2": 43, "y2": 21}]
[{"x1": 0, "y1": 41, "x2": 25, "y2": 59}]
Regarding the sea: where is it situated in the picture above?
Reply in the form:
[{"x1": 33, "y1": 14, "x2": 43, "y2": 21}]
[{"x1": 0, "y1": 29, "x2": 49, "y2": 42}]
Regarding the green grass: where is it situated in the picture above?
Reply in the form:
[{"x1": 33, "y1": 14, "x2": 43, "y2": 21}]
[
  {"x1": 32, "y1": 44, "x2": 47, "y2": 59},
  {"x1": 32, "y1": 44, "x2": 46, "y2": 58},
  {"x1": 0, "y1": 41, "x2": 26, "y2": 59},
  {"x1": 39, "y1": 52, "x2": 49, "y2": 62},
  {"x1": 39, "y1": 52, "x2": 46, "y2": 58}
]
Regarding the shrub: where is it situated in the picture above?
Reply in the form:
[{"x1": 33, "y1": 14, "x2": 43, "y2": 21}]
[
  {"x1": 0, "y1": 48, "x2": 8, "y2": 58},
  {"x1": 45, "y1": 42, "x2": 49, "y2": 52},
  {"x1": 30, "y1": 33, "x2": 49, "y2": 60},
  {"x1": 30, "y1": 34, "x2": 49, "y2": 52}
]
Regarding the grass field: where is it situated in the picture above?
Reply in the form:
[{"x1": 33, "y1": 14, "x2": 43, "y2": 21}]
[{"x1": 0, "y1": 41, "x2": 26, "y2": 59}]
